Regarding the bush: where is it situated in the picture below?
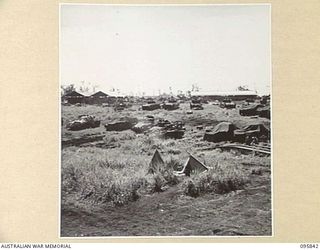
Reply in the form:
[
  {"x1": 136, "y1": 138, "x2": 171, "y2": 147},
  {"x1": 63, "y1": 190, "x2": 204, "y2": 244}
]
[
  {"x1": 106, "y1": 179, "x2": 142, "y2": 206},
  {"x1": 61, "y1": 165, "x2": 82, "y2": 195},
  {"x1": 146, "y1": 157, "x2": 181, "y2": 193},
  {"x1": 165, "y1": 157, "x2": 183, "y2": 171},
  {"x1": 103, "y1": 131, "x2": 136, "y2": 145},
  {"x1": 183, "y1": 179, "x2": 200, "y2": 197},
  {"x1": 77, "y1": 168, "x2": 146, "y2": 206},
  {"x1": 61, "y1": 148, "x2": 148, "y2": 207},
  {"x1": 145, "y1": 172, "x2": 167, "y2": 193},
  {"x1": 146, "y1": 167, "x2": 179, "y2": 193},
  {"x1": 182, "y1": 165, "x2": 249, "y2": 197},
  {"x1": 167, "y1": 148, "x2": 181, "y2": 155}
]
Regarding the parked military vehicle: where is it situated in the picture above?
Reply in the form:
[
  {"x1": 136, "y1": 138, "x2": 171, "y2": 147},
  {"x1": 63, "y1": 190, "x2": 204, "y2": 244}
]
[
  {"x1": 220, "y1": 99, "x2": 236, "y2": 109},
  {"x1": 233, "y1": 122, "x2": 270, "y2": 142},
  {"x1": 239, "y1": 104, "x2": 264, "y2": 116},
  {"x1": 163, "y1": 121, "x2": 186, "y2": 139},
  {"x1": 142, "y1": 101, "x2": 161, "y2": 111},
  {"x1": 190, "y1": 99, "x2": 204, "y2": 110},
  {"x1": 163, "y1": 102, "x2": 179, "y2": 110},
  {"x1": 66, "y1": 115, "x2": 100, "y2": 131},
  {"x1": 203, "y1": 122, "x2": 238, "y2": 142}
]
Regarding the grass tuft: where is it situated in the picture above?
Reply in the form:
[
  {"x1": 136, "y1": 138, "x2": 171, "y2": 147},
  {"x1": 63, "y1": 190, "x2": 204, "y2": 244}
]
[{"x1": 182, "y1": 163, "x2": 249, "y2": 197}]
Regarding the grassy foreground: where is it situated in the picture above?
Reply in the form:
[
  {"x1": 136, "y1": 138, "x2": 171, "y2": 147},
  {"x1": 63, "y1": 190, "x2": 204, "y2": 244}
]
[{"x1": 61, "y1": 103, "x2": 271, "y2": 236}]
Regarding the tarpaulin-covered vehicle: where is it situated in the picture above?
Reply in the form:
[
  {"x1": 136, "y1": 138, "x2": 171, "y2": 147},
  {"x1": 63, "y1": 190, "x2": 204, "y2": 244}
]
[
  {"x1": 203, "y1": 122, "x2": 238, "y2": 142},
  {"x1": 163, "y1": 121, "x2": 185, "y2": 139},
  {"x1": 239, "y1": 104, "x2": 264, "y2": 116},
  {"x1": 256, "y1": 106, "x2": 271, "y2": 119},
  {"x1": 190, "y1": 99, "x2": 204, "y2": 110},
  {"x1": 220, "y1": 99, "x2": 236, "y2": 109},
  {"x1": 163, "y1": 102, "x2": 179, "y2": 110},
  {"x1": 66, "y1": 115, "x2": 100, "y2": 131},
  {"x1": 142, "y1": 102, "x2": 161, "y2": 111},
  {"x1": 105, "y1": 118, "x2": 138, "y2": 131},
  {"x1": 233, "y1": 122, "x2": 270, "y2": 143}
]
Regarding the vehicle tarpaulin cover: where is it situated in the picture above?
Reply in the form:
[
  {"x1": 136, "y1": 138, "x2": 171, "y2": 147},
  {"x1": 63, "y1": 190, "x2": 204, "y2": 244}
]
[
  {"x1": 234, "y1": 122, "x2": 270, "y2": 142},
  {"x1": 66, "y1": 115, "x2": 100, "y2": 131},
  {"x1": 239, "y1": 104, "x2": 263, "y2": 116},
  {"x1": 203, "y1": 122, "x2": 238, "y2": 142},
  {"x1": 256, "y1": 106, "x2": 271, "y2": 119}
]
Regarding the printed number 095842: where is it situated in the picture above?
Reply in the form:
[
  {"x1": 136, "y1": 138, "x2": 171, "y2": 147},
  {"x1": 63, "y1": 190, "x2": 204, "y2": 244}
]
[{"x1": 300, "y1": 244, "x2": 319, "y2": 249}]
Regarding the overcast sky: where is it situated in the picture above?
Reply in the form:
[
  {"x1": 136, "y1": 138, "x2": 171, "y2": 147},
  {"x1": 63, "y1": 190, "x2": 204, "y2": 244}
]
[{"x1": 60, "y1": 4, "x2": 271, "y2": 96}]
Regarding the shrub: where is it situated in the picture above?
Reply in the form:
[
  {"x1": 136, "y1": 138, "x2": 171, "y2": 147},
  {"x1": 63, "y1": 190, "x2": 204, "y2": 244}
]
[
  {"x1": 167, "y1": 148, "x2": 181, "y2": 155},
  {"x1": 145, "y1": 172, "x2": 167, "y2": 193},
  {"x1": 78, "y1": 168, "x2": 146, "y2": 206},
  {"x1": 61, "y1": 148, "x2": 148, "y2": 207},
  {"x1": 107, "y1": 179, "x2": 142, "y2": 206},
  {"x1": 182, "y1": 164, "x2": 249, "y2": 197},
  {"x1": 103, "y1": 131, "x2": 136, "y2": 145},
  {"x1": 146, "y1": 157, "x2": 181, "y2": 193},
  {"x1": 165, "y1": 157, "x2": 183, "y2": 171},
  {"x1": 183, "y1": 179, "x2": 200, "y2": 197},
  {"x1": 61, "y1": 165, "x2": 82, "y2": 196},
  {"x1": 162, "y1": 167, "x2": 179, "y2": 186}
]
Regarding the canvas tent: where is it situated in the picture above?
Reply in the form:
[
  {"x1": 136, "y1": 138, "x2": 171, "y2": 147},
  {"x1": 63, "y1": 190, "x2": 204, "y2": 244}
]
[
  {"x1": 148, "y1": 150, "x2": 165, "y2": 174},
  {"x1": 203, "y1": 122, "x2": 238, "y2": 142},
  {"x1": 177, "y1": 155, "x2": 208, "y2": 176},
  {"x1": 234, "y1": 122, "x2": 270, "y2": 142}
]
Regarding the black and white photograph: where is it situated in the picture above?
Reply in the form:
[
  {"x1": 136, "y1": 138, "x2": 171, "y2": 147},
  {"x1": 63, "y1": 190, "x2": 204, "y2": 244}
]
[{"x1": 60, "y1": 4, "x2": 272, "y2": 237}]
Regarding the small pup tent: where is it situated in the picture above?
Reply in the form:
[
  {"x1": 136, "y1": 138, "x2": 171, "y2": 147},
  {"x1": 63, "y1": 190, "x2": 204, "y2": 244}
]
[
  {"x1": 148, "y1": 150, "x2": 165, "y2": 174},
  {"x1": 177, "y1": 155, "x2": 208, "y2": 176}
]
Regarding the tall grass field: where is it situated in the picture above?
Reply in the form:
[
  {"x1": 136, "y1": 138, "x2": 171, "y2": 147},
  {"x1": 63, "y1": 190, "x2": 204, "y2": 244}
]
[{"x1": 61, "y1": 103, "x2": 271, "y2": 236}]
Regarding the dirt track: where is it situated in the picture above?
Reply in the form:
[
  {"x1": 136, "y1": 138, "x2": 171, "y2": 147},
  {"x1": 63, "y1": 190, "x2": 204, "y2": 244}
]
[{"x1": 61, "y1": 172, "x2": 271, "y2": 237}]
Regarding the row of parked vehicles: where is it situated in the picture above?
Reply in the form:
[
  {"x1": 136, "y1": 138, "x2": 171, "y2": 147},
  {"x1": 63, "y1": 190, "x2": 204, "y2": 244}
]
[
  {"x1": 140, "y1": 97, "x2": 270, "y2": 119},
  {"x1": 141, "y1": 100, "x2": 180, "y2": 111},
  {"x1": 213, "y1": 97, "x2": 270, "y2": 119}
]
